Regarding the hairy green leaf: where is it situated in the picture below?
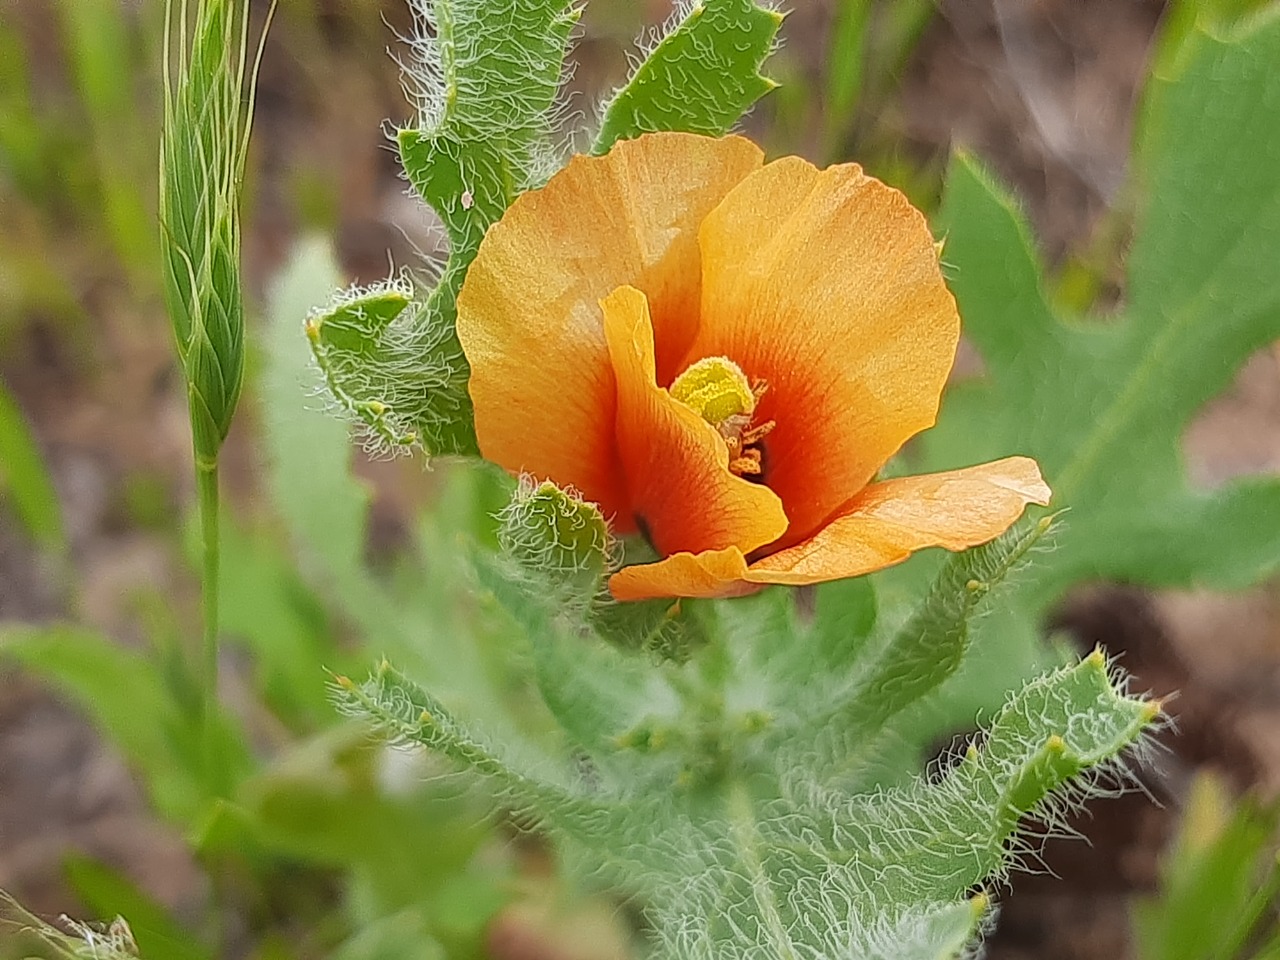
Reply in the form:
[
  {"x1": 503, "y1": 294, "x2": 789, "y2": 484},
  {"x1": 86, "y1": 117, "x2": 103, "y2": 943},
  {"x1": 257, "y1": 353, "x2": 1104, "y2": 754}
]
[
  {"x1": 333, "y1": 661, "x2": 610, "y2": 837},
  {"x1": 337, "y1": 547, "x2": 1152, "y2": 960},
  {"x1": 798, "y1": 520, "x2": 1051, "y2": 790},
  {"x1": 594, "y1": 0, "x2": 782, "y2": 153},
  {"x1": 312, "y1": 0, "x2": 579, "y2": 458}
]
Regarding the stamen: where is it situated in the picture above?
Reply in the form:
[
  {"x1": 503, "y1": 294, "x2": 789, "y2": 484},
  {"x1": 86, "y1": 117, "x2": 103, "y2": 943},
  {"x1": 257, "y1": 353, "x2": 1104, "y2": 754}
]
[
  {"x1": 669, "y1": 356, "x2": 775, "y2": 479},
  {"x1": 668, "y1": 356, "x2": 756, "y2": 427}
]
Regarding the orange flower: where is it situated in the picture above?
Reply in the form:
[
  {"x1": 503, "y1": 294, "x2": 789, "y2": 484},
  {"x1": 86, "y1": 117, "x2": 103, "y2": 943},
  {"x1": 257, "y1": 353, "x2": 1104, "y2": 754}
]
[{"x1": 456, "y1": 133, "x2": 1050, "y2": 601}]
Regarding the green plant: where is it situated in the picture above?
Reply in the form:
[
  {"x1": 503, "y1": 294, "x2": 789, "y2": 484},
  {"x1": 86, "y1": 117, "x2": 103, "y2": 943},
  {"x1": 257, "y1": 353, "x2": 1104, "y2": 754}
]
[
  {"x1": 0, "y1": 378, "x2": 64, "y2": 556},
  {"x1": 1, "y1": 241, "x2": 527, "y2": 960},
  {"x1": 902, "y1": 7, "x2": 1280, "y2": 742},
  {"x1": 6, "y1": 2, "x2": 1279, "y2": 958},
  {"x1": 159, "y1": 0, "x2": 272, "y2": 781},
  {"x1": 299, "y1": 2, "x2": 1167, "y2": 956},
  {"x1": 1135, "y1": 774, "x2": 1280, "y2": 960}
]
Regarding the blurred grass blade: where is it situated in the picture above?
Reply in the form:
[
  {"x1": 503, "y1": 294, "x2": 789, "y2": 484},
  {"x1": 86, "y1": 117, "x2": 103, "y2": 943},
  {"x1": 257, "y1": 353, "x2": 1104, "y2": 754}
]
[
  {"x1": 1133, "y1": 773, "x2": 1280, "y2": 960},
  {"x1": 821, "y1": 0, "x2": 870, "y2": 160},
  {"x1": 57, "y1": 0, "x2": 154, "y2": 275},
  {"x1": 0, "y1": 376, "x2": 65, "y2": 553}
]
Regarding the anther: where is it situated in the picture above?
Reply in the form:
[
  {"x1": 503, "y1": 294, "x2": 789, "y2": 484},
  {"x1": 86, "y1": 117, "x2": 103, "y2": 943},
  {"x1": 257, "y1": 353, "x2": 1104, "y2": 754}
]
[{"x1": 669, "y1": 357, "x2": 775, "y2": 479}]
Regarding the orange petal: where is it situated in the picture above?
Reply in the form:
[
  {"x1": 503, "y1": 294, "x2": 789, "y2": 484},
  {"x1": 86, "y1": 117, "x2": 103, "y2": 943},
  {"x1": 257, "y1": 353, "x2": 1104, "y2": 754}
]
[
  {"x1": 743, "y1": 457, "x2": 1051, "y2": 585},
  {"x1": 603, "y1": 286, "x2": 788, "y2": 558},
  {"x1": 457, "y1": 133, "x2": 764, "y2": 522},
  {"x1": 608, "y1": 546, "x2": 755, "y2": 602},
  {"x1": 689, "y1": 157, "x2": 960, "y2": 549}
]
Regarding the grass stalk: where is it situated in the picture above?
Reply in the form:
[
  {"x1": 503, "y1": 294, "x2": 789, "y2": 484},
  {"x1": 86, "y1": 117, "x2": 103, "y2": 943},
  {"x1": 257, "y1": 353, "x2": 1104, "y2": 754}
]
[
  {"x1": 160, "y1": 0, "x2": 272, "y2": 793},
  {"x1": 196, "y1": 459, "x2": 221, "y2": 781}
]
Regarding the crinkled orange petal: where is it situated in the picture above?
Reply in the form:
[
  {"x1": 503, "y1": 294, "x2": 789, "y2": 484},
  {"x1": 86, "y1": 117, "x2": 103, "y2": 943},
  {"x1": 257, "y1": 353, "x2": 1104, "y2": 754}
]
[
  {"x1": 456, "y1": 133, "x2": 764, "y2": 523},
  {"x1": 743, "y1": 457, "x2": 1051, "y2": 584},
  {"x1": 609, "y1": 546, "x2": 755, "y2": 602},
  {"x1": 690, "y1": 157, "x2": 960, "y2": 549},
  {"x1": 603, "y1": 285, "x2": 788, "y2": 559},
  {"x1": 608, "y1": 457, "x2": 1048, "y2": 600}
]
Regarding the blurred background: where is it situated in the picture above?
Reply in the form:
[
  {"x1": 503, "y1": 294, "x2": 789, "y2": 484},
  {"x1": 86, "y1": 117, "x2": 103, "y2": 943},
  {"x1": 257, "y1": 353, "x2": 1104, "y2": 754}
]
[{"x1": 2, "y1": 1, "x2": 1279, "y2": 958}]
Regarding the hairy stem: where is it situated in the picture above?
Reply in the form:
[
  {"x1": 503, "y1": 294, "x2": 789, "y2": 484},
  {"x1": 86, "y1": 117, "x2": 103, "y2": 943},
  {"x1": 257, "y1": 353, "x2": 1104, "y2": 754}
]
[{"x1": 727, "y1": 779, "x2": 796, "y2": 960}]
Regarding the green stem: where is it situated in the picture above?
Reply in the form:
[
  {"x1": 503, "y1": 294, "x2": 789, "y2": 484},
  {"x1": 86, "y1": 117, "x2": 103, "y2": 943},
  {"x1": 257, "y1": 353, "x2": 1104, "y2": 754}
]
[
  {"x1": 727, "y1": 779, "x2": 796, "y2": 960},
  {"x1": 196, "y1": 457, "x2": 221, "y2": 790}
]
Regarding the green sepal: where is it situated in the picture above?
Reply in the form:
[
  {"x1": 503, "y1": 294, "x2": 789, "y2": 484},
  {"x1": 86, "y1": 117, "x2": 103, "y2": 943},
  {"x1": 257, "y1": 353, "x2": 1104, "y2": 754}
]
[{"x1": 496, "y1": 479, "x2": 610, "y2": 599}]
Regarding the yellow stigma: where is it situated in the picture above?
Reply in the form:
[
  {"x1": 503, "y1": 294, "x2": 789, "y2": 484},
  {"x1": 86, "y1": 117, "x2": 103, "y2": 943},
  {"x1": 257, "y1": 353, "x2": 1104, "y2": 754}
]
[{"x1": 669, "y1": 356, "x2": 756, "y2": 426}]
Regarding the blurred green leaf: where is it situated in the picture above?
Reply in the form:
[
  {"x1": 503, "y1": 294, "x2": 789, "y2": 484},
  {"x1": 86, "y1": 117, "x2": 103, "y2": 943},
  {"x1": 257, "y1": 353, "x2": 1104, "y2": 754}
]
[
  {"x1": 1151, "y1": 0, "x2": 1275, "y2": 77},
  {"x1": 0, "y1": 625, "x2": 252, "y2": 819},
  {"x1": 820, "y1": 0, "x2": 870, "y2": 160},
  {"x1": 933, "y1": 15, "x2": 1280, "y2": 591},
  {"x1": 236, "y1": 727, "x2": 492, "y2": 910},
  {"x1": 594, "y1": 0, "x2": 782, "y2": 153},
  {"x1": 64, "y1": 858, "x2": 209, "y2": 960},
  {"x1": 259, "y1": 239, "x2": 373, "y2": 598},
  {"x1": 218, "y1": 519, "x2": 343, "y2": 727},
  {"x1": 329, "y1": 911, "x2": 444, "y2": 960},
  {"x1": 913, "y1": 13, "x2": 1280, "y2": 728},
  {"x1": 0, "y1": 23, "x2": 47, "y2": 198},
  {"x1": 0, "y1": 378, "x2": 64, "y2": 553},
  {"x1": 1134, "y1": 774, "x2": 1280, "y2": 960}
]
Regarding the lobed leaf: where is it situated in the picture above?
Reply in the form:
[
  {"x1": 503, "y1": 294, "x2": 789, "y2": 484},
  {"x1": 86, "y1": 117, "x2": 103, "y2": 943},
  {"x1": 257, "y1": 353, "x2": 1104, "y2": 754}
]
[
  {"x1": 932, "y1": 13, "x2": 1280, "y2": 594},
  {"x1": 343, "y1": 547, "x2": 1162, "y2": 960},
  {"x1": 910, "y1": 12, "x2": 1280, "y2": 728}
]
